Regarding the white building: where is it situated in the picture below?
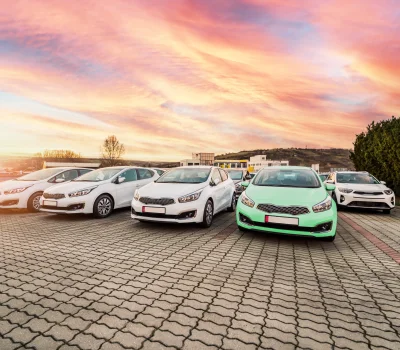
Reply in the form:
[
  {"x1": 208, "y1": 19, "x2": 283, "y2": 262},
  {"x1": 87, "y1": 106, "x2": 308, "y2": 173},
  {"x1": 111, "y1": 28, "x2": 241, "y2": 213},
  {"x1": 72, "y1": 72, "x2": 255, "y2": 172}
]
[
  {"x1": 248, "y1": 155, "x2": 289, "y2": 172},
  {"x1": 311, "y1": 164, "x2": 320, "y2": 173},
  {"x1": 180, "y1": 152, "x2": 214, "y2": 166}
]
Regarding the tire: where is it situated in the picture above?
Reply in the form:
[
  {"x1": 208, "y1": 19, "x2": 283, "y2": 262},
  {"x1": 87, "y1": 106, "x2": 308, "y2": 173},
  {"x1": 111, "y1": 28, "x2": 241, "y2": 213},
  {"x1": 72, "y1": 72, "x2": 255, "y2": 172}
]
[
  {"x1": 27, "y1": 192, "x2": 43, "y2": 212},
  {"x1": 321, "y1": 233, "x2": 336, "y2": 242},
  {"x1": 227, "y1": 193, "x2": 236, "y2": 212},
  {"x1": 383, "y1": 209, "x2": 391, "y2": 214},
  {"x1": 93, "y1": 195, "x2": 114, "y2": 218},
  {"x1": 200, "y1": 199, "x2": 214, "y2": 228}
]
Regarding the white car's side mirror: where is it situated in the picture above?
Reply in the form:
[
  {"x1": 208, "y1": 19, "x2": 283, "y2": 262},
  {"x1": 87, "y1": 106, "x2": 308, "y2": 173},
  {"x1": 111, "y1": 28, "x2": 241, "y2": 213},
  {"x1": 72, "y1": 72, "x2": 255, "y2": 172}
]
[
  {"x1": 213, "y1": 178, "x2": 221, "y2": 186},
  {"x1": 380, "y1": 181, "x2": 386, "y2": 185},
  {"x1": 117, "y1": 176, "x2": 126, "y2": 184},
  {"x1": 55, "y1": 178, "x2": 65, "y2": 183}
]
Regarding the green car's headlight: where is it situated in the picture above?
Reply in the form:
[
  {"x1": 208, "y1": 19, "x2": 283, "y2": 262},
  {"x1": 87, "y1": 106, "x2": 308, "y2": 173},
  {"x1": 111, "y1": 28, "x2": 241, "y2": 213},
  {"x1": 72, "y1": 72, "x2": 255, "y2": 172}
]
[
  {"x1": 313, "y1": 197, "x2": 332, "y2": 213},
  {"x1": 241, "y1": 191, "x2": 255, "y2": 208}
]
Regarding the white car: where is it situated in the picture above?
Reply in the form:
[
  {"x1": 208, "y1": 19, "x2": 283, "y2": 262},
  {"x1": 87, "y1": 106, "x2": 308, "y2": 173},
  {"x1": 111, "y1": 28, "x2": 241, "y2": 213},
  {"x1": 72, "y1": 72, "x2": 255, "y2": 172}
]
[
  {"x1": 326, "y1": 171, "x2": 395, "y2": 213},
  {"x1": 131, "y1": 166, "x2": 236, "y2": 227},
  {"x1": 0, "y1": 167, "x2": 92, "y2": 212},
  {"x1": 39, "y1": 166, "x2": 159, "y2": 218}
]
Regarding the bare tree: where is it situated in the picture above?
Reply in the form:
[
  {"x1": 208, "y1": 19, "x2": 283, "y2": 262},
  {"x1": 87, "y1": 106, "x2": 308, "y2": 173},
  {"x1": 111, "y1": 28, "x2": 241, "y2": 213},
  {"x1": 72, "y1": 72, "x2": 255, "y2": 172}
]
[
  {"x1": 101, "y1": 135, "x2": 125, "y2": 166},
  {"x1": 42, "y1": 150, "x2": 81, "y2": 159}
]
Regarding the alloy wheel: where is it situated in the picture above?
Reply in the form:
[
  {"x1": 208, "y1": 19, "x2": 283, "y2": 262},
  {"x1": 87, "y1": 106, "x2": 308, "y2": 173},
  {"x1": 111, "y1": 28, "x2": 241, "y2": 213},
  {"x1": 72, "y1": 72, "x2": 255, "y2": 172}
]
[
  {"x1": 98, "y1": 198, "x2": 112, "y2": 216},
  {"x1": 206, "y1": 202, "x2": 213, "y2": 225},
  {"x1": 231, "y1": 195, "x2": 236, "y2": 210},
  {"x1": 33, "y1": 196, "x2": 41, "y2": 211}
]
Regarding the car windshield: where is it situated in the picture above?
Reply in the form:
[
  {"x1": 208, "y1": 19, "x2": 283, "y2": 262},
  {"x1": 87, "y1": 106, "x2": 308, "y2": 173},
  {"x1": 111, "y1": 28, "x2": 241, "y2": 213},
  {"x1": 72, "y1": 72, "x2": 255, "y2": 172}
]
[
  {"x1": 73, "y1": 168, "x2": 122, "y2": 182},
  {"x1": 227, "y1": 171, "x2": 243, "y2": 180},
  {"x1": 16, "y1": 168, "x2": 64, "y2": 181},
  {"x1": 253, "y1": 169, "x2": 321, "y2": 188},
  {"x1": 336, "y1": 173, "x2": 380, "y2": 184},
  {"x1": 156, "y1": 168, "x2": 211, "y2": 184},
  {"x1": 319, "y1": 174, "x2": 328, "y2": 181}
]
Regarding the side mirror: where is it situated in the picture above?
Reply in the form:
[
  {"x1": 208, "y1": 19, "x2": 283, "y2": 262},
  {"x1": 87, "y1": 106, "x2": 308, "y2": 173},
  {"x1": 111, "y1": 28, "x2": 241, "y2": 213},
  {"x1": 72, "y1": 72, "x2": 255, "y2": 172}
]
[
  {"x1": 117, "y1": 176, "x2": 126, "y2": 184},
  {"x1": 55, "y1": 178, "x2": 65, "y2": 183},
  {"x1": 213, "y1": 178, "x2": 221, "y2": 186},
  {"x1": 325, "y1": 183, "x2": 336, "y2": 191},
  {"x1": 241, "y1": 181, "x2": 249, "y2": 188},
  {"x1": 380, "y1": 181, "x2": 386, "y2": 185},
  {"x1": 326, "y1": 180, "x2": 334, "y2": 184},
  {"x1": 245, "y1": 175, "x2": 251, "y2": 180}
]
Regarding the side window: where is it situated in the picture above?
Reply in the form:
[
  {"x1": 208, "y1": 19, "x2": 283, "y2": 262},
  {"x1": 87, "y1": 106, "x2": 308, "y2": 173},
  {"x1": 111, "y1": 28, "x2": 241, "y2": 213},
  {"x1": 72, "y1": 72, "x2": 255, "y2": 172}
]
[
  {"x1": 119, "y1": 169, "x2": 138, "y2": 182},
  {"x1": 211, "y1": 169, "x2": 222, "y2": 184},
  {"x1": 137, "y1": 169, "x2": 154, "y2": 180},
  {"x1": 53, "y1": 169, "x2": 79, "y2": 182},
  {"x1": 79, "y1": 169, "x2": 92, "y2": 176},
  {"x1": 219, "y1": 169, "x2": 228, "y2": 182}
]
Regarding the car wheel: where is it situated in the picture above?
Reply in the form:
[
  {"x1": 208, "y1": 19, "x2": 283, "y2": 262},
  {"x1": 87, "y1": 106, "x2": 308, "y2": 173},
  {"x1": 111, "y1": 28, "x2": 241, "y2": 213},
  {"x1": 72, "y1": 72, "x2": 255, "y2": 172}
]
[
  {"x1": 93, "y1": 195, "x2": 113, "y2": 218},
  {"x1": 227, "y1": 193, "x2": 236, "y2": 212},
  {"x1": 383, "y1": 209, "x2": 391, "y2": 214},
  {"x1": 200, "y1": 199, "x2": 213, "y2": 228},
  {"x1": 27, "y1": 192, "x2": 43, "y2": 212}
]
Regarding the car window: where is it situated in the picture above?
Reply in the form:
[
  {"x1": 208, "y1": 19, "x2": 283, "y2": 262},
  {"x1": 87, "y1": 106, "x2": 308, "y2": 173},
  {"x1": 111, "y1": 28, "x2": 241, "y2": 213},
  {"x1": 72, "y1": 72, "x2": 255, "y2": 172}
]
[
  {"x1": 156, "y1": 168, "x2": 211, "y2": 183},
  {"x1": 211, "y1": 169, "x2": 222, "y2": 184},
  {"x1": 53, "y1": 169, "x2": 79, "y2": 182},
  {"x1": 119, "y1": 169, "x2": 138, "y2": 182},
  {"x1": 219, "y1": 169, "x2": 228, "y2": 181},
  {"x1": 155, "y1": 169, "x2": 165, "y2": 176},
  {"x1": 137, "y1": 169, "x2": 154, "y2": 180},
  {"x1": 336, "y1": 172, "x2": 379, "y2": 184},
  {"x1": 79, "y1": 169, "x2": 92, "y2": 176}
]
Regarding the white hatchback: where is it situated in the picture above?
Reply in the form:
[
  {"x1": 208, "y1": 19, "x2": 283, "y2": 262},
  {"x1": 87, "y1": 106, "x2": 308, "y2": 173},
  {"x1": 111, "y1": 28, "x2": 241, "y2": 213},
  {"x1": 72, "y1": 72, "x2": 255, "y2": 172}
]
[
  {"x1": 326, "y1": 171, "x2": 395, "y2": 213},
  {"x1": 131, "y1": 166, "x2": 236, "y2": 227},
  {"x1": 0, "y1": 167, "x2": 92, "y2": 212},
  {"x1": 40, "y1": 166, "x2": 159, "y2": 218}
]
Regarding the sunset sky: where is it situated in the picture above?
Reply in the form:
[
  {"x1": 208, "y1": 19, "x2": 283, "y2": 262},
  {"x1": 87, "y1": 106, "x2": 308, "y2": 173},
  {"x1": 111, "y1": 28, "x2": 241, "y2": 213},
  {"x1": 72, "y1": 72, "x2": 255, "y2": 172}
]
[{"x1": 0, "y1": 0, "x2": 399, "y2": 160}]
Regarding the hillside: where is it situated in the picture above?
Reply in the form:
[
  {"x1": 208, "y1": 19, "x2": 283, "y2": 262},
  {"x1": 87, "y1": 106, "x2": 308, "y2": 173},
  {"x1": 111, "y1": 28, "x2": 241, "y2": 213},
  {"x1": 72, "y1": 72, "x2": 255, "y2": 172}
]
[{"x1": 216, "y1": 148, "x2": 353, "y2": 172}]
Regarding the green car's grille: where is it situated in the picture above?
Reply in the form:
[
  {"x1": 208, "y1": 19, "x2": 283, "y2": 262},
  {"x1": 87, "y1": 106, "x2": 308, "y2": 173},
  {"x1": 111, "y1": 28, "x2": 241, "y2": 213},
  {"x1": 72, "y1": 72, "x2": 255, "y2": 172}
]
[{"x1": 257, "y1": 204, "x2": 309, "y2": 216}]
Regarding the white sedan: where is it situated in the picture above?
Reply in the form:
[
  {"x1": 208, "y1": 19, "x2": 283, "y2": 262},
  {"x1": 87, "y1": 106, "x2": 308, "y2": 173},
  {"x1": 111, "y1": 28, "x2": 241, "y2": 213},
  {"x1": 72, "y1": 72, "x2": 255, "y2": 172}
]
[
  {"x1": 131, "y1": 166, "x2": 236, "y2": 227},
  {"x1": 0, "y1": 167, "x2": 92, "y2": 212},
  {"x1": 40, "y1": 166, "x2": 159, "y2": 218},
  {"x1": 326, "y1": 171, "x2": 395, "y2": 213}
]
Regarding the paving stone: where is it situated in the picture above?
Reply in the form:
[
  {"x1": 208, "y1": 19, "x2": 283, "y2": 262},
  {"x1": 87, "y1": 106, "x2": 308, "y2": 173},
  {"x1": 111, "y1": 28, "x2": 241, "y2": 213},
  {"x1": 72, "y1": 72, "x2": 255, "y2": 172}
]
[
  {"x1": 70, "y1": 333, "x2": 105, "y2": 349},
  {"x1": 85, "y1": 323, "x2": 118, "y2": 340},
  {"x1": 5, "y1": 326, "x2": 38, "y2": 344},
  {"x1": 110, "y1": 331, "x2": 145, "y2": 349},
  {"x1": 182, "y1": 339, "x2": 219, "y2": 350},
  {"x1": 123, "y1": 322, "x2": 155, "y2": 338},
  {"x1": 0, "y1": 338, "x2": 20, "y2": 350},
  {"x1": 24, "y1": 318, "x2": 54, "y2": 333},
  {"x1": 152, "y1": 329, "x2": 185, "y2": 348},
  {"x1": 191, "y1": 329, "x2": 224, "y2": 347},
  {"x1": 26, "y1": 335, "x2": 64, "y2": 350}
]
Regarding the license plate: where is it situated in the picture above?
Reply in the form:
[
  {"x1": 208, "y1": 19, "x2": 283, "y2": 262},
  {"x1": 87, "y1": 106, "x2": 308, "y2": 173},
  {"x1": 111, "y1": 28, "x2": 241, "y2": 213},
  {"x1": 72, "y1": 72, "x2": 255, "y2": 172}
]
[
  {"x1": 43, "y1": 200, "x2": 57, "y2": 207},
  {"x1": 265, "y1": 215, "x2": 299, "y2": 225},
  {"x1": 143, "y1": 206, "x2": 165, "y2": 214}
]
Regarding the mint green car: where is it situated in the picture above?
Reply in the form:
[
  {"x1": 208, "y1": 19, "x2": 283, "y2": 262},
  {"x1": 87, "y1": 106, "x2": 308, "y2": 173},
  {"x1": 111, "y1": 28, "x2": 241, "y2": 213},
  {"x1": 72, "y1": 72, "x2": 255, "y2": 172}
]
[{"x1": 236, "y1": 166, "x2": 337, "y2": 241}]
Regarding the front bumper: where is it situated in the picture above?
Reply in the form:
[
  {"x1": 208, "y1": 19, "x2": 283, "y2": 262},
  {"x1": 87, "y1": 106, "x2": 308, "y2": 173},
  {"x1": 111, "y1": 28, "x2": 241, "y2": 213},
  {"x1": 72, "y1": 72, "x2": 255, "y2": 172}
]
[
  {"x1": 0, "y1": 193, "x2": 28, "y2": 209},
  {"x1": 236, "y1": 200, "x2": 337, "y2": 238},
  {"x1": 335, "y1": 191, "x2": 395, "y2": 210},
  {"x1": 131, "y1": 199, "x2": 205, "y2": 224},
  {"x1": 39, "y1": 196, "x2": 90, "y2": 214}
]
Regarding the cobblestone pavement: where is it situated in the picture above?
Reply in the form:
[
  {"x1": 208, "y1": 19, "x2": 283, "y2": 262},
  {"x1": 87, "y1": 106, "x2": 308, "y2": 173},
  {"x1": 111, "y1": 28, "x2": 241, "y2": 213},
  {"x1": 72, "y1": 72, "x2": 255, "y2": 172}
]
[{"x1": 1, "y1": 208, "x2": 399, "y2": 350}]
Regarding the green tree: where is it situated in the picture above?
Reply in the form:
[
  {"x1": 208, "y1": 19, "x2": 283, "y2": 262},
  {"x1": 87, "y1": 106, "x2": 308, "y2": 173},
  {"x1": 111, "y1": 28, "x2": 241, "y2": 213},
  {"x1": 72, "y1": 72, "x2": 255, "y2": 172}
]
[{"x1": 350, "y1": 116, "x2": 400, "y2": 195}]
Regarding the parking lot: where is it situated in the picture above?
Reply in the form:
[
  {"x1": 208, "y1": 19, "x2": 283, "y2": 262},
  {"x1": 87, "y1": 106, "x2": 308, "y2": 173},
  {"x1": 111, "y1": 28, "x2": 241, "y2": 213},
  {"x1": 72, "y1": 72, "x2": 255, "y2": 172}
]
[{"x1": 1, "y1": 209, "x2": 400, "y2": 350}]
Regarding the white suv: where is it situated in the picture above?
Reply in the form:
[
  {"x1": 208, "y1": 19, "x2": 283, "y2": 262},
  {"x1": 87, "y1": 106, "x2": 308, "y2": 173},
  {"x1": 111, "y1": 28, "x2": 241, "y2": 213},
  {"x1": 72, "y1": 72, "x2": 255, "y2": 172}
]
[{"x1": 326, "y1": 171, "x2": 395, "y2": 213}]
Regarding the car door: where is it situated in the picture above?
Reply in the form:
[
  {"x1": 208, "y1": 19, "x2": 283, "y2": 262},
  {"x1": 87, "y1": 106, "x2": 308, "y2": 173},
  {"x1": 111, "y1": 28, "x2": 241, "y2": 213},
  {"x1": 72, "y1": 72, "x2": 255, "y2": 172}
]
[
  {"x1": 210, "y1": 168, "x2": 225, "y2": 212},
  {"x1": 136, "y1": 169, "x2": 157, "y2": 188},
  {"x1": 115, "y1": 169, "x2": 139, "y2": 208},
  {"x1": 218, "y1": 169, "x2": 232, "y2": 208}
]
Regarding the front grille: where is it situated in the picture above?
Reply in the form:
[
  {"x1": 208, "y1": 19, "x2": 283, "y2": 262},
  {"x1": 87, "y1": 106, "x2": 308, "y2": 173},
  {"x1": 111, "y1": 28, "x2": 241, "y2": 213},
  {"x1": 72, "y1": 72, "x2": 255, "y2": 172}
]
[
  {"x1": 139, "y1": 197, "x2": 174, "y2": 205},
  {"x1": 43, "y1": 193, "x2": 65, "y2": 199},
  {"x1": 257, "y1": 204, "x2": 309, "y2": 216},
  {"x1": 348, "y1": 201, "x2": 389, "y2": 208},
  {"x1": 353, "y1": 191, "x2": 383, "y2": 195}
]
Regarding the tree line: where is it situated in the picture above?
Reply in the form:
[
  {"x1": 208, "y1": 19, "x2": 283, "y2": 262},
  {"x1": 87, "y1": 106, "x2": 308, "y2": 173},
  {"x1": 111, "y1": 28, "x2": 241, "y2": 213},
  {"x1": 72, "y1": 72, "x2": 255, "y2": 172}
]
[{"x1": 350, "y1": 116, "x2": 400, "y2": 195}]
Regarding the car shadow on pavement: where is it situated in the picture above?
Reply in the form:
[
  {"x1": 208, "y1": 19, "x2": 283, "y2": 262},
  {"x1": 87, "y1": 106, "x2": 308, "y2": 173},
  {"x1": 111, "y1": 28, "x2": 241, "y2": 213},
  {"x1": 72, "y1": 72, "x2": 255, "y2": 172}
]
[{"x1": 39, "y1": 207, "x2": 132, "y2": 222}]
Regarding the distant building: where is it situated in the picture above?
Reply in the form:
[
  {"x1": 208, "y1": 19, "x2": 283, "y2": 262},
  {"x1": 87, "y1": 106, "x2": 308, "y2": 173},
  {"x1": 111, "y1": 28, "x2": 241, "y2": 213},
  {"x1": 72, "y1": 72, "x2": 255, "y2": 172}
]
[
  {"x1": 248, "y1": 155, "x2": 289, "y2": 172},
  {"x1": 214, "y1": 159, "x2": 248, "y2": 169},
  {"x1": 43, "y1": 161, "x2": 101, "y2": 169},
  {"x1": 180, "y1": 153, "x2": 215, "y2": 166},
  {"x1": 311, "y1": 164, "x2": 320, "y2": 173}
]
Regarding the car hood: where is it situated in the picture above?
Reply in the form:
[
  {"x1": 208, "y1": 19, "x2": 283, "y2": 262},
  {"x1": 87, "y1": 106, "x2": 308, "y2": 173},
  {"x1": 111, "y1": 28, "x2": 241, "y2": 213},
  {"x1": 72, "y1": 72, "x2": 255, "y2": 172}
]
[
  {"x1": 0, "y1": 180, "x2": 39, "y2": 191},
  {"x1": 45, "y1": 181, "x2": 102, "y2": 194},
  {"x1": 245, "y1": 185, "x2": 327, "y2": 206},
  {"x1": 138, "y1": 182, "x2": 207, "y2": 198},
  {"x1": 336, "y1": 183, "x2": 388, "y2": 191}
]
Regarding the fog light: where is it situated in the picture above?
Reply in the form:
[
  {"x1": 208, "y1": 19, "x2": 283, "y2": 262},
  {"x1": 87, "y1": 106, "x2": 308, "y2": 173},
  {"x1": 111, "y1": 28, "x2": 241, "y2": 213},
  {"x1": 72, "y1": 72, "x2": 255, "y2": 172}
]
[
  {"x1": 391, "y1": 197, "x2": 395, "y2": 204},
  {"x1": 315, "y1": 221, "x2": 333, "y2": 233},
  {"x1": 340, "y1": 195, "x2": 345, "y2": 203}
]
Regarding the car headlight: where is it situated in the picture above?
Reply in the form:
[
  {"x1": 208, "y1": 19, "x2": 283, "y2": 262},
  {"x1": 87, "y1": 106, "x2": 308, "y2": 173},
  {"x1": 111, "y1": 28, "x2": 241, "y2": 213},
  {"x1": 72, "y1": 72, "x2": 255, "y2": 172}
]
[
  {"x1": 241, "y1": 191, "x2": 255, "y2": 208},
  {"x1": 235, "y1": 183, "x2": 243, "y2": 190},
  {"x1": 68, "y1": 186, "x2": 98, "y2": 198},
  {"x1": 384, "y1": 189, "x2": 393, "y2": 195},
  {"x1": 178, "y1": 190, "x2": 202, "y2": 203},
  {"x1": 4, "y1": 186, "x2": 32, "y2": 195},
  {"x1": 338, "y1": 188, "x2": 353, "y2": 194},
  {"x1": 134, "y1": 189, "x2": 140, "y2": 201},
  {"x1": 313, "y1": 197, "x2": 332, "y2": 213}
]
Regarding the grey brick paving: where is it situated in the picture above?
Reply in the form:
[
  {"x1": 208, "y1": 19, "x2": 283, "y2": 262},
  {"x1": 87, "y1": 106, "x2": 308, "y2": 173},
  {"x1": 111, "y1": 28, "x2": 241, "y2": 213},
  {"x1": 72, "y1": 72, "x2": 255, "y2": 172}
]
[{"x1": 0, "y1": 208, "x2": 400, "y2": 349}]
